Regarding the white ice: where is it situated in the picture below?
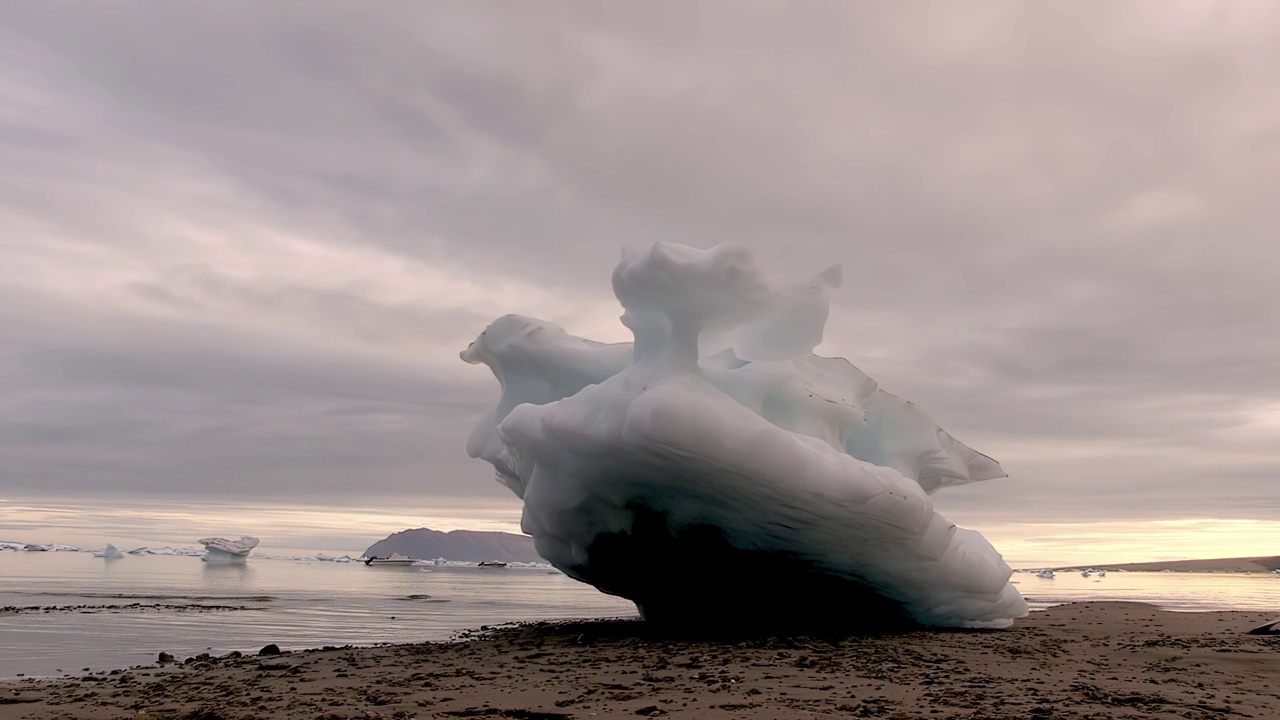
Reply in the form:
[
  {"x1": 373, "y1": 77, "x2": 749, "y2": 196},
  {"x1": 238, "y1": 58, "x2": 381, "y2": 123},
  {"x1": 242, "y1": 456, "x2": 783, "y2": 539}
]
[
  {"x1": 18, "y1": 543, "x2": 81, "y2": 552},
  {"x1": 199, "y1": 536, "x2": 259, "y2": 563},
  {"x1": 126, "y1": 546, "x2": 199, "y2": 556},
  {"x1": 315, "y1": 553, "x2": 357, "y2": 562},
  {"x1": 92, "y1": 544, "x2": 125, "y2": 559},
  {"x1": 463, "y1": 243, "x2": 1027, "y2": 629}
]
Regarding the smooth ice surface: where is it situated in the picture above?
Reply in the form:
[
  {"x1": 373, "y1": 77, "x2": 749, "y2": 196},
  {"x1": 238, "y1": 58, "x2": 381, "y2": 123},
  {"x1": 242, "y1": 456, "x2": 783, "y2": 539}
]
[{"x1": 463, "y1": 243, "x2": 1027, "y2": 629}]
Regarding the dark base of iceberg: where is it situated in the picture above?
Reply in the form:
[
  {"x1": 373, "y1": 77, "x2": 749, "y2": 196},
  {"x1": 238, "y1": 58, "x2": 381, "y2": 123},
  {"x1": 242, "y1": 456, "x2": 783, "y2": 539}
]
[{"x1": 572, "y1": 510, "x2": 915, "y2": 632}]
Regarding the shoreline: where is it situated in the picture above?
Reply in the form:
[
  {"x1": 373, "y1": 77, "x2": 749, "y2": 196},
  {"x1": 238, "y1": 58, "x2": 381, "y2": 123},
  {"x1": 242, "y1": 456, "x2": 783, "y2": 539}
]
[{"x1": 3, "y1": 601, "x2": 1277, "y2": 719}]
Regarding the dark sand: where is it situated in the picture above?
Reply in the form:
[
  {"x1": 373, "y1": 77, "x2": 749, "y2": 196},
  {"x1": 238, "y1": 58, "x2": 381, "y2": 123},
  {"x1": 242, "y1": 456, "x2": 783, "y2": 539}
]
[{"x1": 3, "y1": 602, "x2": 1277, "y2": 719}]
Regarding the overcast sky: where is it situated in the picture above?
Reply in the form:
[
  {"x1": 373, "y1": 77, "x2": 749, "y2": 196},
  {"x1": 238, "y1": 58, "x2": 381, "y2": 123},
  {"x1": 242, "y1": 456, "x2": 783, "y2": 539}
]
[{"x1": 2, "y1": 2, "x2": 1278, "y2": 546}]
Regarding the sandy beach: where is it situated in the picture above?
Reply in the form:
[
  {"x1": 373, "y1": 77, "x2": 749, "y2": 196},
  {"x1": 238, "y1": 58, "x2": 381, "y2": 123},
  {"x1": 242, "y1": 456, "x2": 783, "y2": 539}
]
[{"x1": 3, "y1": 601, "x2": 1276, "y2": 720}]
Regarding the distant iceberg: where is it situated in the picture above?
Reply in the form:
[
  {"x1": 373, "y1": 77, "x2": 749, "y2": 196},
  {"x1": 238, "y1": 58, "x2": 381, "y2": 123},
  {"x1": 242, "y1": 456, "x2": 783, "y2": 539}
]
[
  {"x1": 463, "y1": 242, "x2": 1027, "y2": 630},
  {"x1": 127, "y1": 546, "x2": 202, "y2": 556},
  {"x1": 20, "y1": 543, "x2": 80, "y2": 552},
  {"x1": 316, "y1": 553, "x2": 357, "y2": 563},
  {"x1": 199, "y1": 536, "x2": 259, "y2": 564},
  {"x1": 92, "y1": 544, "x2": 125, "y2": 559}
]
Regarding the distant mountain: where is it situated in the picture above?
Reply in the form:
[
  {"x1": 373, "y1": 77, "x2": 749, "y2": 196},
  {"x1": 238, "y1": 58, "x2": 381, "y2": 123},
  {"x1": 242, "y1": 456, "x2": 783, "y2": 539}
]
[
  {"x1": 1054, "y1": 555, "x2": 1280, "y2": 573},
  {"x1": 363, "y1": 528, "x2": 543, "y2": 563}
]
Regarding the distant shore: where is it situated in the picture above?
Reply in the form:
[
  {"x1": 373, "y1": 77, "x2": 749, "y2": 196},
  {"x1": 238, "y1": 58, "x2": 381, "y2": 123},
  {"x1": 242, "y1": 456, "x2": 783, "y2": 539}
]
[
  {"x1": 1051, "y1": 554, "x2": 1280, "y2": 573},
  {"x1": 3, "y1": 602, "x2": 1277, "y2": 719}
]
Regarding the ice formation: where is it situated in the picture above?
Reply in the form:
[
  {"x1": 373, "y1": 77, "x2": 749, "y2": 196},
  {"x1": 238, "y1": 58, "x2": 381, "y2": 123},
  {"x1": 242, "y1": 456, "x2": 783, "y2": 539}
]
[
  {"x1": 19, "y1": 543, "x2": 81, "y2": 552},
  {"x1": 198, "y1": 536, "x2": 259, "y2": 563},
  {"x1": 92, "y1": 544, "x2": 125, "y2": 559},
  {"x1": 125, "y1": 546, "x2": 203, "y2": 556},
  {"x1": 462, "y1": 243, "x2": 1027, "y2": 630}
]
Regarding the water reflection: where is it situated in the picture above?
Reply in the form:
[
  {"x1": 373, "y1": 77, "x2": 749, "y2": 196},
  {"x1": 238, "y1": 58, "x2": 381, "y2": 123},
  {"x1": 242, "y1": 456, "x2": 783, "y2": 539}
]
[{"x1": 200, "y1": 562, "x2": 255, "y2": 591}]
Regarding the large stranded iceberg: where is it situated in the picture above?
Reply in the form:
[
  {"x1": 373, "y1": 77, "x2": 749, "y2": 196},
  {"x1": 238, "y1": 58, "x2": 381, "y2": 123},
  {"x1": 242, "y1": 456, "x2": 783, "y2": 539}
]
[{"x1": 463, "y1": 243, "x2": 1027, "y2": 629}]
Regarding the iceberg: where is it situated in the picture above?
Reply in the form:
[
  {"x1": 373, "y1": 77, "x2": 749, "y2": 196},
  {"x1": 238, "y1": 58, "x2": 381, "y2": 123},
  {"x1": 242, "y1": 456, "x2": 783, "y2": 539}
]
[
  {"x1": 316, "y1": 553, "x2": 358, "y2": 563},
  {"x1": 21, "y1": 543, "x2": 81, "y2": 552},
  {"x1": 92, "y1": 544, "x2": 125, "y2": 559},
  {"x1": 463, "y1": 243, "x2": 1027, "y2": 630},
  {"x1": 129, "y1": 546, "x2": 203, "y2": 556},
  {"x1": 198, "y1": 536, "x2": 259, "y2": 564}
]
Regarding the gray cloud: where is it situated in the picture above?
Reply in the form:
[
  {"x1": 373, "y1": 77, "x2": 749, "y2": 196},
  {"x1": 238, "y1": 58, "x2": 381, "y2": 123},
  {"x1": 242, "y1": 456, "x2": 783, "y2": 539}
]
[{"x1": 2, "y1": 1, "x2": 1277, "y2": 529}]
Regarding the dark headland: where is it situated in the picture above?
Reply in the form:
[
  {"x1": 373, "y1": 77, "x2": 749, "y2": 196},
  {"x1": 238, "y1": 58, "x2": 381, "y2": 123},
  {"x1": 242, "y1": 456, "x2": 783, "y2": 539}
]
[
  {"x1": 1054, "y1": 555, "x2": 1280, "y2": 573},
  {"x1": 363, "y1": 527, "x2": 542, "y2": 563}
]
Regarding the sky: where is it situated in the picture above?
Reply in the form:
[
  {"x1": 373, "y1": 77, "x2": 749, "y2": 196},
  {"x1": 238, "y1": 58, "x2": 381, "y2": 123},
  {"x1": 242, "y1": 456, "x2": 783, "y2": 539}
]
[{"x1": 2, "y1": 2, "x2": 1278, "y2": 561}]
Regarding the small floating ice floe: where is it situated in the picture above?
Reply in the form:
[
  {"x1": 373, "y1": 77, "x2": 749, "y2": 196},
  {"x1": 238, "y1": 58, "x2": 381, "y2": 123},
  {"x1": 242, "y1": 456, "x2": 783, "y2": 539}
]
[
  {"x1": 199, "y1": 536, "x2": 259, "y2": 564},
  {"x1": 363, "y1": 553, "x2": 417, "y2": 567},
  {"x1": 92, "y1": 544, "x2": 125, "y2": 559},
  {"x1": 316, "y1": 553, "x2": 357, "y2": 563},
  {"x1": 23, "y1": 543, "x2": 81, "y2": 552}
]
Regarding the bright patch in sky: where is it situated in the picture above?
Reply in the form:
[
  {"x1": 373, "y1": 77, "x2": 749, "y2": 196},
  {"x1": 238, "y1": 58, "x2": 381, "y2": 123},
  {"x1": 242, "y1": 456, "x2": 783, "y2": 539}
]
[
  {"x1": 3, "y1": 499, "x2": 1276, "y2": 567},
  {"x1": 0, "y1": 497, "x2": 523, "y2": 556},
  {"x1": 982, "y1": 518, "x2": 1280, "y2": 568}
]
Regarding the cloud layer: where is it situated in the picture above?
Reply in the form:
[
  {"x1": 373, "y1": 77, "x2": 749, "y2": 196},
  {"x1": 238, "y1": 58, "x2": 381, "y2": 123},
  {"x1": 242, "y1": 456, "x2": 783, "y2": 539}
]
[{"x1": 3, "y1": 2, "x2": 1277, "y2": 527}]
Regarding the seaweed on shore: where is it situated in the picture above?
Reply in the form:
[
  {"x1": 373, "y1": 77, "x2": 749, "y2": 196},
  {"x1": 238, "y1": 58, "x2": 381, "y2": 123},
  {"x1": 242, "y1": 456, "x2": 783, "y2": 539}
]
[{"x1": 0, "y1": 603, "x2": 259, "y2": 614}]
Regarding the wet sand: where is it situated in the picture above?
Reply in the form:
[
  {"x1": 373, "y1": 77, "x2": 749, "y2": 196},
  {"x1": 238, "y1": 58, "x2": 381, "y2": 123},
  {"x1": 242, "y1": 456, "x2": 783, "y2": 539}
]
[{"x1": 3, "y1": 601, "x2": 1276, "y2": 719}]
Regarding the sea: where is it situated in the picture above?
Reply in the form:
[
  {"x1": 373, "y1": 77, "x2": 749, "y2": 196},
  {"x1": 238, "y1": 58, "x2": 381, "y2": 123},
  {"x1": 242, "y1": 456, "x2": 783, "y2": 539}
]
[{"x1": 2, "y1": 551, "x2": 1277, "y2": 681}]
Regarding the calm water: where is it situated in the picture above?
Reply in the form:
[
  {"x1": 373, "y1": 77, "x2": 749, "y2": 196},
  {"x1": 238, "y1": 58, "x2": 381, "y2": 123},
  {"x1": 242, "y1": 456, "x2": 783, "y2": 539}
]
[
  {"x1": 0, "y1": 551, "x2": 634, "y2": 680},
  {"x1": 1014, "y1": 569, "x2": 1279, "y2": 612},
  {"x1": 1, "y1": 552, "x2": 1277, "y2": 680}
]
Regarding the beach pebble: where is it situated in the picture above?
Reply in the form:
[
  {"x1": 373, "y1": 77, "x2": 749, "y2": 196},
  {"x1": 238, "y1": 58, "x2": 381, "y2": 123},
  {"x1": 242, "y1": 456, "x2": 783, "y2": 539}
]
[
  {"x1": 258, "y1": 643, "x2": 281, "y2": 656},
  {"x1": 156, "y1": 653, "x2": 174, "y2": 664}
]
